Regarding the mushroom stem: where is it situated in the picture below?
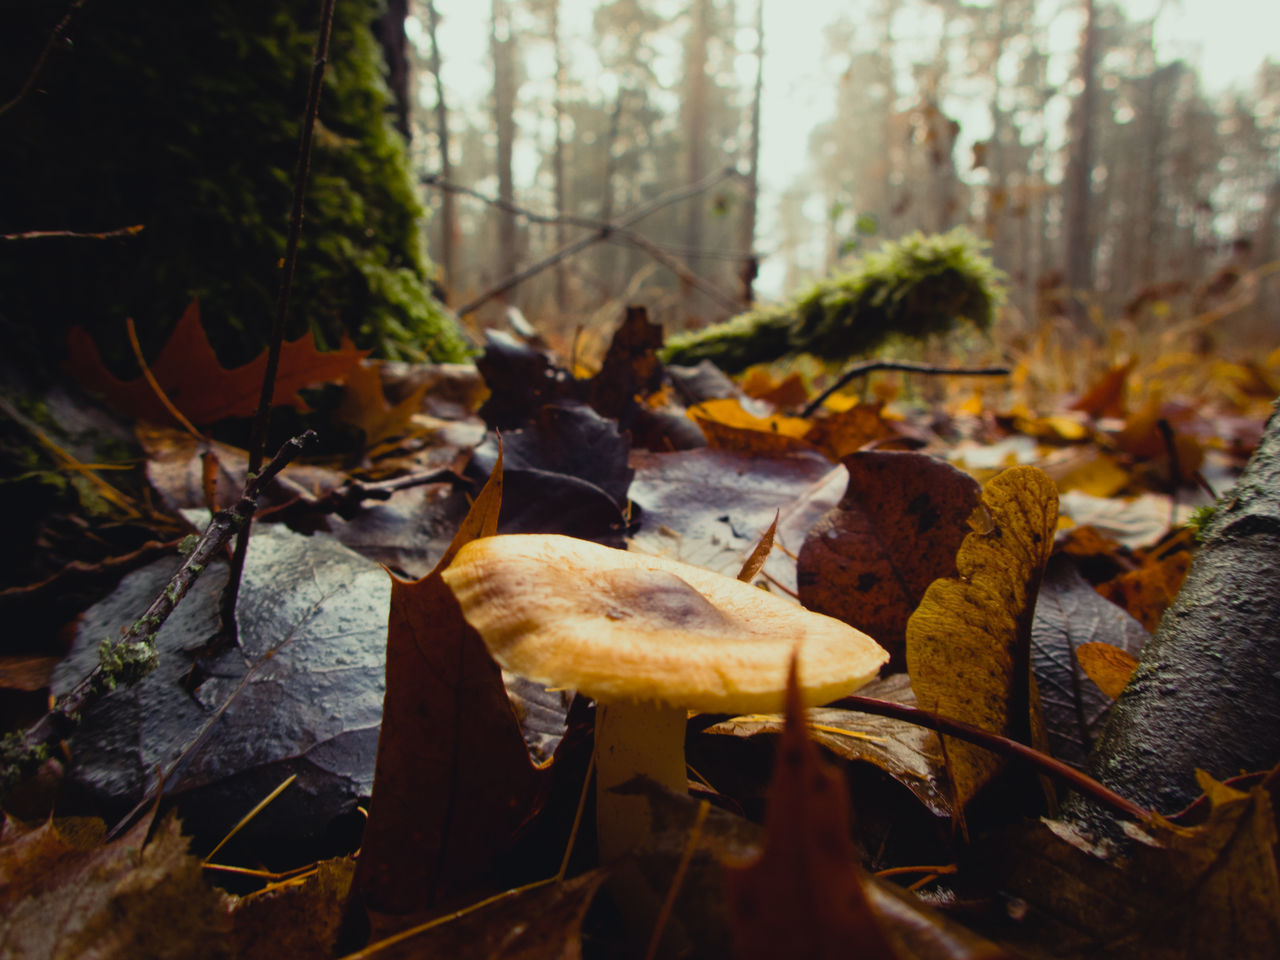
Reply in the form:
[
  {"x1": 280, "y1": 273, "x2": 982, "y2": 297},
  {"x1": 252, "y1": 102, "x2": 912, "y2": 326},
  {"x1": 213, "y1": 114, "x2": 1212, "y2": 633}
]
[{"x1": 594, "y1": 699, "x2": 688, "y2": 861}]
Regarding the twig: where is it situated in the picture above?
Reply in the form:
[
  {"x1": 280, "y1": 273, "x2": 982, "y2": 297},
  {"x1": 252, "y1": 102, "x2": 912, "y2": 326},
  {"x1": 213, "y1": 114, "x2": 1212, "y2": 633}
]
[
  {"x1": 223, "y1": 0, "x2": 336, "y2": 636},
  {"x1": 1, "y1": 224, "x2": 143, "y2": 241},
  {"x1": 801, "y1": 361, "x2": 1011, "y2": 417},
  {"x1": 455, "y1": 165, "x2": 746, "y2": 316},
  {"x1": 830, "y1": 694, "x2": 1153, "y2": 822},
  {"x1": 2, "y1": 431, "x2": 316, "y2": 796},
  {"x1": 0, "y1": 0, "x2": 89, "y2": 117}
]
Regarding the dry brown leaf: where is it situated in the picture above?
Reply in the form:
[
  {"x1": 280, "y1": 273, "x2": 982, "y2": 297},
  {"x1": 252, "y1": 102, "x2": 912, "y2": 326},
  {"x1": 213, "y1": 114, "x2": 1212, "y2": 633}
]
[
  {"x1": 65, "y1": 299, "x2": 368, "y2": 426},
  {"x1": 905, "y1": 466, "x2": 1058, "y2": 812}
]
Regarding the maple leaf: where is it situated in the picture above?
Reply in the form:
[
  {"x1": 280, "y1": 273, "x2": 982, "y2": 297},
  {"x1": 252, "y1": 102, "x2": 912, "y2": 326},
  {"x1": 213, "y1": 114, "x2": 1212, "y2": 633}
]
[
  {"x1": 65, "y1": 300, "x2": 368, "y2": 426},
  {"x1": 349, "y1": 445, "x2": 550, "y2": 924}
]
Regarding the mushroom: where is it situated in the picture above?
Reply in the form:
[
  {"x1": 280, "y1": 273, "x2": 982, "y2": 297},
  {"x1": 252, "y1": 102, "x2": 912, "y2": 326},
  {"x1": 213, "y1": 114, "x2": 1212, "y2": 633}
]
[{"x1": 441, "y1": 533, "x2": 889, "y2": 860}]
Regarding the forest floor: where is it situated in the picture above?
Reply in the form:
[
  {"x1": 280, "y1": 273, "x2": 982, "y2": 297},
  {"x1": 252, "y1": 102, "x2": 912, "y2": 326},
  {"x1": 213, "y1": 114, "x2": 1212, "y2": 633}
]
[{"x1": 1, "y1": 302, "x2": 1278, "y2": 959}]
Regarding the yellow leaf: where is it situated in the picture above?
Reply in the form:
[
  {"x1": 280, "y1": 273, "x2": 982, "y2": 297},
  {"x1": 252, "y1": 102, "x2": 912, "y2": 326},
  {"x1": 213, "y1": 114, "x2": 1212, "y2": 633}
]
[
  {"x1": 1075, "y1": 642, "x2": 1138, "y2": 699},
  {"x1": 905, "y1": 466, "x2": 1058, "y2": 812}
]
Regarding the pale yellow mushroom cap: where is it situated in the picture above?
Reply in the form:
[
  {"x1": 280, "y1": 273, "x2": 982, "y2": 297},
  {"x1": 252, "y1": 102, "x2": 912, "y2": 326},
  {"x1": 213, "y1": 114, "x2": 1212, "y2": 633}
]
[{"x1": 441, "y1": 533, "x2": 889, "y2": 713}]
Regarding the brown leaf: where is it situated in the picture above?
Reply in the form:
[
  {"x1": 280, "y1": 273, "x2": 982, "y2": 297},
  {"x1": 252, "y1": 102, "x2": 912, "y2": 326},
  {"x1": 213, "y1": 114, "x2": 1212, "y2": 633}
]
[
  {"x1": 137, "y1": 424, "x2": 346, "y2": 513},
  {"x1": 990, "y1": 769, "x2": 1280, "y2": 959},
  {"x1": 348, "y1": 447, "x2": 550, "y2": 921},
  {"x1": 0, "y1": 810, "x2": 231, "y2": 959},
  {"x1": 230, "y1": 858, "x2": 355, "y2": 960},
  {"x1": 803, "y1": 403, "x2": 900, "y2": 462},
  {"x1": 334, "y1": 361, "x2": 430, "y2": 447},
  {"x1": 737, "y1": 511, "x2": 778, "y2": 583},
  {"x1": 708, "y1": 673, "x2": 952, "y2": 819},
  {"x1": 588, "y1": 305, "x2": 665, "y2": 422},
  {"x1": 724, "y1": 657, "x2": 902, "y2": 960},
  {"x1": 798, "y1": 451, "x2": 982, "y2": 669},
  {"x1": 65, "y1": 299, "x2": 368, "y2": 426},
  {"x1": 1069, "y1": 360, "x2": 1134, "y2": 419},
  {"x1": 1075, "y1": 643, "x2": 1139, "y2": 700},
  {"x1": 905, "y1": 466, "x2": 1058, "y2": 812},
  {"x1": 1096, "y1": 551, "x2": 1192, "y2": 632}
]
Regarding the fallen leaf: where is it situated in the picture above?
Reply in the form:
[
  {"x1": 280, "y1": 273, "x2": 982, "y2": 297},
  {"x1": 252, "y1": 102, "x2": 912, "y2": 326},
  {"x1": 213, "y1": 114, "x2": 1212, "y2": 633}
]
[
  {"x1": 1069, "y1": 360, "x2": 1134, "y2": 419},
  {"x1": 588, "y1": 305, "x2": 665, "y2": 423},
  {"x1": 1031, "y1": 555, "x2": 1149, "y2": 769},
  {"x1": 349, "y1": 447, "x2": 551, "y2": 921},
  {"x1": 0, "y1": 810, "x2": 231, "y2": 959},
  {"x1": 65, "y1": 300, "x2": 368, "y2": 426},
  {"x1": 798, "y1": 451, "x2": 982, "y2": 669},
  {"x1": 1096, "y1": 551, "x2": 1192, "y2": 632},
  {"x1": 724, "y1": 657, "x2": 903, "y2": 960},
  {"x1": 688, "y1": 397, "x2": 821, "y2": 458},
  {"x1": 803, "y1": 402, "x2": 900, "y2": 462},
  {"x1": 137, "y1": 424, "x2": 346, "y2": 512},
  {"x1": 737, "y1": 512, "x2": 778, "y2": 583},
  {"x1": 708, "y1": 673, "x2": 951, "y2": 819},
  {"x1": 356, "y1": 871, "x2": 605, "y2": 960},
  {"x1": 334, "y1": 361, "x2": 431, "y2": 447},
  {"x1": 467, "y1": 403, "x2": 633, "y2": 545},
  {"x1": 628, "y1": 447, "x2": 839, "y2": 583},
  {"x1": 1076, "y1": 643, "x2": 1139, "y2": 700},
  {"x1": 988, "y1": 768, "x2": 1280, "y2": 959},
  {"x1": 229, "y1": 857, "x2": 355, "y2": 960},
  {"x1": 740, "y1": 369, "x2": 810, "y2": 409},
  {"x1": 905, "y1": 466, "x2": 1058, "y2": 812},
  {"x1": 53, "y1": 520, "x2": 393, "y2": 855}
]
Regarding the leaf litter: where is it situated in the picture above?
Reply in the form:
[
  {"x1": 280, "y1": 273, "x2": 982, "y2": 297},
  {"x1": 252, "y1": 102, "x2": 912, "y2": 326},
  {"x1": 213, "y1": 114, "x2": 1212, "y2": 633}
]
[{"x1": 4, "y1": 304, "x2": 1279, "y2": 959}]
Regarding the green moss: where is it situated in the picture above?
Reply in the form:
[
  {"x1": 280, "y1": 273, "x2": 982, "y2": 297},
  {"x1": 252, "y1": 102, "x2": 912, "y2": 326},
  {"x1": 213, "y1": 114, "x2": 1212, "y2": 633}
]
[
  {"x1": 1, "y1": 0, "x2": 469, "y2": 373},
  {"x1": 95, "y1": 635, "x2": 159, "y2": 692},
  {"x1": 661, "y1": 228, "x2": 1005, "y2": 373}
]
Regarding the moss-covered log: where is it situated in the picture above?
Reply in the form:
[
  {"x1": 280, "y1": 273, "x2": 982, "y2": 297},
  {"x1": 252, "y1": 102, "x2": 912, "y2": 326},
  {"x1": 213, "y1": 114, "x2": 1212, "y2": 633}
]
[
  {"x1": 1066, "y1": 399, "x2": 1280, "y2": 830},
  {"x1": 660, "y1": 229, "x2": 1004, "y2": 373},
  {"x1": 1, "y1": 0, "x2": 469, "y2": 371}
]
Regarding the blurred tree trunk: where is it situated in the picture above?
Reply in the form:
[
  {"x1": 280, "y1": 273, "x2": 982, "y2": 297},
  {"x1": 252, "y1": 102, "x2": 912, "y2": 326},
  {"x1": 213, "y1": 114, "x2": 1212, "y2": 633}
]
[
  {"x1": 548, "y1": 0, "x2": 569, "y2": 313},
  {"x1": 491, "y1": 0, "x2": 518, "y2": 302},
  {"x1": 374, "y1": 0, "x2": 411, "y2": 139},
  {"x1": 736, "y1": 0, "x2": 764, "y2": 310},
  {"x1": 1062, "y1": 0, "x2": 1099, "y2": 333},
  {"x1": 424, "y1": 0, "x2": 456, "y2": 305},
  {"x1": 681, "y1": 0, "x2": 710, "y2": 317}
]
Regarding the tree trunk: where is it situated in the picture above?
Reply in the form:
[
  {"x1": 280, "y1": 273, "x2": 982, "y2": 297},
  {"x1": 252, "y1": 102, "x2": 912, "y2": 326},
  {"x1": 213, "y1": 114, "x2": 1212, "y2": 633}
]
[
  {"x1": 1067, "y1": 400, "x2": 1280, "y2": 833},
  {"x1": 424, "y1": 0, "x2": 456, "y2": 305},
  {"x1": 491, "y1": 0, "x2": 518, "y2": 303},
  {"x1": 681, "y1": 0, "x2": 711, "y2": 317},
  {"x1": 374, "y1": 0, "x2": 411, "y2": 140},
  {"x1": 1062, "y1": 0, "x2": 1098, "y2": 334},
  {"x1": 548, "y1": 0, "x2": 569, "y2": 314},
  {"x1": 736, "y1": 0, "x2": 764, "y2": 310}
]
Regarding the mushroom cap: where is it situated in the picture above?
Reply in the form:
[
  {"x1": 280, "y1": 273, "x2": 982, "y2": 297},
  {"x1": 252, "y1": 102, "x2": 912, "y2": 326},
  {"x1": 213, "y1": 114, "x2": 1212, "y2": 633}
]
[{"x1": 442, "y1": 533, "x2": 889, "y2": 713}]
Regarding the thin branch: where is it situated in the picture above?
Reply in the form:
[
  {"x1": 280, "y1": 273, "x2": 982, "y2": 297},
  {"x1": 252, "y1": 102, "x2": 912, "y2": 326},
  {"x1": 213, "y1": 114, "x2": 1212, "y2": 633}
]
[
  {"x1": 830, "y1": 694, "x2": 1153, "y2": 822},
  {"x1": 3, "y1": 432, "x2": 316, "y2": 795},
  {"x1": 223, "y1": 0, "x2": 336, "y2": 635},
  {"x1": 1, "y1": 224, "x2": 143, "y2": 241},
  {"x1": 0, "y1": 0, "x2": 89, "y2": 117},
  {"x1": 801, "y1": 361, "x2": 1012, "y2": 417},
  {"x1": 455, "y1": 166, "x2": 746, "y2": 316}
]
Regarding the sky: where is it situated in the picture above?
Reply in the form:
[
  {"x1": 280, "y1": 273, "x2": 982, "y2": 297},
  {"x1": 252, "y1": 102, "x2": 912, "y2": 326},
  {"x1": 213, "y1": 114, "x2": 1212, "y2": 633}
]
[{"x1": 416, "y1": 0, "x2": 1278, "y2": 295}]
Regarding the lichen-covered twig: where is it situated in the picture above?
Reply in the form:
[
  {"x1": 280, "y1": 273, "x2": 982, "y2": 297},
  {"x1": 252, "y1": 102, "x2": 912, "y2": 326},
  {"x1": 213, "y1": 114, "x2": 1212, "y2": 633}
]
[{"x1": 1, "y1": 430, "x2": 316, "y2": 797}]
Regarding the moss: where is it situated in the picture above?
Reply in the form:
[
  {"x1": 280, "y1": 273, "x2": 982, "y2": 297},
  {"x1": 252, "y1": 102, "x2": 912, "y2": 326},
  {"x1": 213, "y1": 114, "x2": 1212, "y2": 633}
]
[
  {"x1": 95, "y1": 635, "x2": 159, "y2": 692},
  {"x1": 661, "y1": 228, "x2": 1005, "y2": 373},
  {"x1": 1, "y1": 0, "x2": 469, "y2": 373}
]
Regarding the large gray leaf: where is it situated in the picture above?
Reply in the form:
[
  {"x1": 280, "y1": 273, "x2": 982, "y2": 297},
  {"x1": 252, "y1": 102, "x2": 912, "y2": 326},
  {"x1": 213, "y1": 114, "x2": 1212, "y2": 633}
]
[{"x1": 53, "y1": 522, "x2": 390, "y2": 857}]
